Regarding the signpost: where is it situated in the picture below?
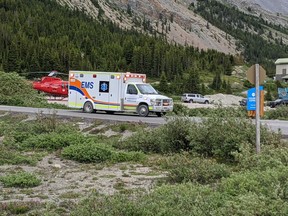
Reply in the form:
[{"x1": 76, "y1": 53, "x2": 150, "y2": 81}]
[{"x1": 246, "y1": 64, "x2": 266, "y2": 154}]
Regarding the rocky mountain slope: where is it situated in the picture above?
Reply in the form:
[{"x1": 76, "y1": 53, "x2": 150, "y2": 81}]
[
  {"x1": 222, "y1": 0, "x2": 288, "y2": 27},
  {"x1": 56, "y1": 0, "x2": 288, "y2": 55}
]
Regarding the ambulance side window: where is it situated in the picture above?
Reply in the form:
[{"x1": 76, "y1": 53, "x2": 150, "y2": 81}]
[{"x1": 127, "y1": 84, "x2": 138, "y2": 95}]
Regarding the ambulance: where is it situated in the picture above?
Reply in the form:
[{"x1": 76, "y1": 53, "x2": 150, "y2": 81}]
[{"x1": 68, "y1": 71, "x2": 173, "y2": 117}]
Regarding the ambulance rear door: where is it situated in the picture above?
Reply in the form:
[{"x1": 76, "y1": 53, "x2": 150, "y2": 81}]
[{"x1": 108, "y1": 74, "x2": 121, "y2": 111}]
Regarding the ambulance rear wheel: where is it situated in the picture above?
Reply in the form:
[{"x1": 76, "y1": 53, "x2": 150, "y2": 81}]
[
  {"x1": 137, "y1": 104, "x2": 149, "y2": 117},
  {"x1": 83, "y1": 101, "x2": 94, "y2": 113}
]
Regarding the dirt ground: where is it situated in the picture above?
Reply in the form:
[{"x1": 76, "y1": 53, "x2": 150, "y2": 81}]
[{"x1": 0, "y1": 155, "x2": 165, "y2": 203}]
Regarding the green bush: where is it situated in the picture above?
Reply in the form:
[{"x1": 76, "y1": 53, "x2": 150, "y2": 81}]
[
  {"x1": 119, "y1": 128, "x2": 166, "y2": 153},
  {"x1": 264, "y1": 106, "x2": 288, "y2": 120},
  {"x1": 187, "y1": 117, "x2": 281, "y2": 162},
  {"x1": 21, "y1": 132, "x2": 90, "y2": 150},
  {"x1": 162, "y1": 153, "x2": 231, "y2": 184},
  {"x1": 111, "y1": 151, "x2": 146, "y2": 163},
  {"x1": 170, "y1": 103, "x2": 190, "y2": 116},
  {"x1": 234, "y1": 144, "x2": 288, "y2": 171},
  {"x1": 121, "y1": 117, "x2": 281, "y2": 162},
  {"x1": 219, "y1": 167, "x2": 288, "y2": 200},
  {"x1": 120, "y1": 117, "x2": 193, "y2": 154},
  {"x1": 2, "y1": 114, "x2": 79, "y2": 149},
  {"x1": 0, "y1": 72, "x2": 45, "y2": 107},
  {"x1": 62, "y1": 142, "x2": 145, "y2": 163},
  {"x1": 70, "y1": 168, "x2": 288, "y2": 216},
  {"x1": 0, "y1": 147, "x2": 41, "y2": 165},
  {"x1": 0, "y1": 201, "x2": 40, "y2": 215},
  {"x1": 0, "y1": 172, "x2": 41, "y2": 188}
]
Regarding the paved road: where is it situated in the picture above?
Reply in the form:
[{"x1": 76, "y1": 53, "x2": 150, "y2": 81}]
[
  {"x1": 0, "y1": 105, "x2": 288, "y2": 137},
  {"x1": 0, "y1": 105, "x2": 165, "y2": 125}
]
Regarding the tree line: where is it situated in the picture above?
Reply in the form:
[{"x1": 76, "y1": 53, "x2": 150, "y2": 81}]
[{"x1": 0, "y1": 0, "x2": 234, "y2": 94}]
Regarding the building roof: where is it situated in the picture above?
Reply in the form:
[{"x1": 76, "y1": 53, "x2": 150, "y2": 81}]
[
  {"x1": 282, "y1": 75, "x2": 288, "y2": 79},
  {"x1": 275, "y1": 58, "x2": 288, "y2": 65}
]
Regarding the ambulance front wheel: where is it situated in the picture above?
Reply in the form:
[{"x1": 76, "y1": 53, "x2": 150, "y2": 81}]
[
  {"x1": 137, "y1": 104, "x2": 149, "y2": 117},
  {"x1": 83, "y1": 101, "x2": 94, "y2": 113}
]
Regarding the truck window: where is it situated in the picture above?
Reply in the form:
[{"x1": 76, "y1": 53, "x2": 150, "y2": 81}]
[
  {"x1": 127, "y1": 84, "x2": 138, "y2": 95},
  {"x1": 136, "y1": 84, "x2": 158, "y2": 94}
]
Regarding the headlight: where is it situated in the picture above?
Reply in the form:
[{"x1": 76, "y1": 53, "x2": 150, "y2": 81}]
[{"x1": 150, "y1": 99, "x2": 156, "y2": 105}]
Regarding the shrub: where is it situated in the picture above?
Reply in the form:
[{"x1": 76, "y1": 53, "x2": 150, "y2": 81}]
[
  {"x1": 70, "y1": 171, "x2": 288, "y2": 216},
  {"x1": 188, "y1": 117, "x2": 282, "y2": 162},
  {"x1": 120, "y1": 117, "x2": 192, "y2": 154},
  {"x1": 219, "y1": 167, "x2": 288, "y2": 200},
  {"x1": 0, "y1": 201, "x2": 42, "y2": 215},
  {"x1": 111, "y1": 151, "x2": 146, "y2": 163},
  {"x1": 171, "y1": 103, "x2": 190, "y2": 116},
  {"x1": 120, "y1": 116, "x2": 282, "y2": 163},
  {"x1": 161, "y1": 153, "x2": 231, "y2": 184},
  {"x1": 2, "y1": 114, "x2": 79, "y2": 149},
  {"x1": 118, "y1": 128, "x2": 165, "y2": 153},
  {"x1": 264, "y1": 106, "x2": 288, "y2": 120},
  {"x1": 0, "y1": 172, "x2": 41, "y2": 188},
  {"x1": 21, "y1": 132, "x2": 90, "y2": 150},
  {"x1": 62, "y1": 142, "x2": 145, "y2": 163},
  {"x1": 234, "y1": 144, "x2": 288, "y2": 171},
  {"x1": 0, "y1": 72, "x2": 45, "y2": 107},
  {"x1": 0, "y1": 147, "x2": 41, "y2": 165}
]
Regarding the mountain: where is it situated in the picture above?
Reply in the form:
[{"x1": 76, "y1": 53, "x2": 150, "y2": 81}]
[
  {"x1": 54, "y1": 0, "x2": 288, "y2": 76},
  {"x1": 222, "y1": 0, "x2": 288, "y2": 27},
  {"x1": 56, "y1": 0, "x2": 288, "y2": 54},
  {"x1": 56, "y1": 0, "x2": 237, "y2": 54},
  {"x1": 1, "y1": 0, "x2": 288, "y2": 84}
]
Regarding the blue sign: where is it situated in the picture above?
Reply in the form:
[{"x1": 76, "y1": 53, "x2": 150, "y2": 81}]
[{"x1": 247, "y1": 86, "x2": 263, "y2": 111}]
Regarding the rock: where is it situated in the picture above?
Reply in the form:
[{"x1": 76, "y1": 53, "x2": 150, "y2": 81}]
[{"x1": 53, "y1": 164, "x2": 62, "y2": 169}]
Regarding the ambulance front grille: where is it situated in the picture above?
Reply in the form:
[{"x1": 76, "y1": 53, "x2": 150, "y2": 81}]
[{"x1": 155, "y1": 99, "x2": 172, "y2": 106}]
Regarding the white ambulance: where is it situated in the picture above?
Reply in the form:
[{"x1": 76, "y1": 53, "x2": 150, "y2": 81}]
[{"x1": 68, "y1": 71, "x2": 173, "y2": 117}]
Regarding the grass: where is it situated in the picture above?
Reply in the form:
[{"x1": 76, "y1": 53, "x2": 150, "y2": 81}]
[
  {"x1": 0, "y1": 148, "x2": 45, "y2": 166},
  {"x1": 59, "y1": 191, "x2": 81, "y2": 199},
  {"x1": 0, "y1": 172, "x2": 41, "y2": 188}
]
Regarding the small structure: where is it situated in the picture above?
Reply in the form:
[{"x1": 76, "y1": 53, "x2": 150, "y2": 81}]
[{"x1": 275, "y1": 58, "x2": 288, "y2": 82}]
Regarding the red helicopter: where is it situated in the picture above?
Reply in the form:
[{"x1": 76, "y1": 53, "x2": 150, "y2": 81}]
[{"x1": 32, "y1": 71, "x2": 69, "y2": 98}]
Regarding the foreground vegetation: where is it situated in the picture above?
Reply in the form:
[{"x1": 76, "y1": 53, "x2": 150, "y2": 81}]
[{"x1": 0, "y1": 111, "x2": 287, "y2": 215}]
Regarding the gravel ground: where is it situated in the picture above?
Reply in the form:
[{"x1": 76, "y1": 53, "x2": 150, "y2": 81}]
[{"x1": 182, "y1": 93, "x2": 244, "y2": 108}]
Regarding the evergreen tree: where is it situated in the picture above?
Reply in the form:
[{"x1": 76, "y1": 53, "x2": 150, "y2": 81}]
[
  {"x1": 185, "y1": 69, "x2": 200, "y2": 93},
  {"x1": 200, "y1": 83, "x2": 207, "y2": 95},
  {"x1": 211, "y1": 72, "x2": 222, "y2": 90},
  {"x1": 265, "y1": 85, "x2": 273, "y2": 101},
  {"x1": 226, "y1": 81, "x2": 232, "y2": 94},
  {"x1": 158, "y1": 71, "x2": 169, "y2": 93}
]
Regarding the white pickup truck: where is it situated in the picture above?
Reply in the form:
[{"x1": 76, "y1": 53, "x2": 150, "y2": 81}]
[{"x1": 181, "y1": 93, "x2": 210, "y2": 104}]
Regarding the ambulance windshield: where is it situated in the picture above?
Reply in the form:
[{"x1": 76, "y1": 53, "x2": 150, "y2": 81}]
[{"x1": 136, "y1": 84, "x2": 158, "y2": 95}]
